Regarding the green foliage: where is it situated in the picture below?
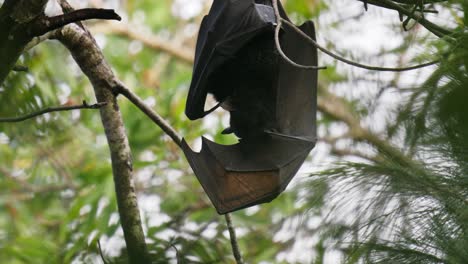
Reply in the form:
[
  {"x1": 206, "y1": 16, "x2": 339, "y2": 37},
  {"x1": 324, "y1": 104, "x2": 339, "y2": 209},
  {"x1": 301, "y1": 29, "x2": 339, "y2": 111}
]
[
  {"x1": 313, "y1": 12, "x2": 468, "y2": 264},
  {"x1": 1, "y1": 0, "x2": 467, "y2": 263}
]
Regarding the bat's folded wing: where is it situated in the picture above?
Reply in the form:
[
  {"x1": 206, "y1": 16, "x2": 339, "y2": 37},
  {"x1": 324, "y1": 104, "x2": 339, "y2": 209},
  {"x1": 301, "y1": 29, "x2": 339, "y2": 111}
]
[
  {"x1": 185, "y1": 0, "x2": 287, "y2": 120},
  {"x1": 182, "y1": 1, "x2": 319, "y2": 214}
]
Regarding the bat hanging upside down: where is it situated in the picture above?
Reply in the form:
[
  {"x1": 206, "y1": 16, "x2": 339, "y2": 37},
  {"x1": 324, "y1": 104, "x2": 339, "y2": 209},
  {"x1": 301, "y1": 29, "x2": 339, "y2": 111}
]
[
  {"x1": 206, "y1": 31, "x2": 280, "y2": 139},
  {"x1": 182, "y1": 0, "x2": 318, "y2": 214}
]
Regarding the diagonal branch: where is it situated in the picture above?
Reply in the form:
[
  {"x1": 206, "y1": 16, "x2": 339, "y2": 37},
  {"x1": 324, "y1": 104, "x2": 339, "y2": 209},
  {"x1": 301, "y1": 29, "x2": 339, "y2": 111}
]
[
  {"x1": 283, "y1": 18, "x2": 439, "y2": 71},
  {"x1": 54, "y1": 3, "x2": 245, "y2": 263},
  {"x1": 28, "y1": 8, "x2": 121, "y2": 37},
  {"x1": 114, "y1": 81, "x2": 245, "y2": 263},
  {"x1": 114, "y1": 82, "x2": 182, "y2": 147},
  {"x1": 54, "y1": 1, "x2": 150, "y2": 261},
  {"x1": 0, "y1": 101, "x2": 106, "y2": 123},
  {"x1": 54, "y1": 2, "x2": 244, "y2": 262}
]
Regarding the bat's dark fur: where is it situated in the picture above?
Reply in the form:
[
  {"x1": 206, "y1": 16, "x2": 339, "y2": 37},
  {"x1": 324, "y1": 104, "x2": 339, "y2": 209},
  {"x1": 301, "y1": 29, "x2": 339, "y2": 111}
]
[{"x1": 206, "y1": 31, "x2": 279, "y2": 139}]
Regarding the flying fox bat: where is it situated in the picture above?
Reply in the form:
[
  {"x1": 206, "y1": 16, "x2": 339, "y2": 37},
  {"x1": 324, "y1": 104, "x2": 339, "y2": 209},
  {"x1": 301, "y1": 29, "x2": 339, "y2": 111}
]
[{"x1": 182, "y1": 0, "x2": 318, "y2": 214}]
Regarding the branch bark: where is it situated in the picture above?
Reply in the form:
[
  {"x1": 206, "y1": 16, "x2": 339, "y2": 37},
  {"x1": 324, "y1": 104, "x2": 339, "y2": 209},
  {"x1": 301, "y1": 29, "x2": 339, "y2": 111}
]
[
  {"x1": 54, "y1": 22, "x2": 151, "y2": 264},
  {"x1": 27, "y1": 8, "x2": 121, "y2": 37},
  {"x1": 0, "y1": 1, "x2": 120, "y2": 84},
  {"x1": 225, "y1": 214, "x2": 244, "y2": 264},
  {"x1": 115, "y1": 82, "x2": 183, "y2": 147},
  {"x1": 114, "y1": 82, "x2": 245, "y2": 263},
  {"x1": 0, "y1": 0, "x2": 47, "y2": 84},
  {"x1": 2, "y1": 1, "x2": 244, "y2": 261}
]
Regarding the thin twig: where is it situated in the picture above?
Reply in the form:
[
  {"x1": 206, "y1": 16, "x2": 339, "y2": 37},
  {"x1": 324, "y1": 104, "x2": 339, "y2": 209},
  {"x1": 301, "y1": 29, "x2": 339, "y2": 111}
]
[
  {"x1": 281, "y1": 18, "x2": 439, "y2": 72},
  {"x1": 356, "y1": 0, "x2": 453, "y2": 37},
  {"x1": 0, "y1": 101, "x2": 106, "y2": 123},
  {"x1": 50, "y1": 4, "x2": 242, "y2": 262},
  {"x1": 170, "y1": 243, "x2": 181, "y2": 264},
  {"x1": 272, "y1": 0, "x2": 326, "y2": 70},
  {"x1": 272, "y1": 0, "x2": 438, "y2": 72},
  {"x1": 24, "y1": 30, "x2": 60, "y2": 51},
  {"x1": 363, "y1": 0, "x2": 439, "y2": 14},
  {"x1": 225, "y1": 213, "x2": 244, "y2": 264},
  {"x1": 97, "y1": 239, "x2": 109, "y2": 264},
  {"x1": 114, "y1": 81, "x2": 183, "y2": 147},
  {"x1": 391, "y1": 0, "x2": 448, "y2": 4},
  {"x1": 114, "y1": 82, "x2": 246, "y2": 263}
]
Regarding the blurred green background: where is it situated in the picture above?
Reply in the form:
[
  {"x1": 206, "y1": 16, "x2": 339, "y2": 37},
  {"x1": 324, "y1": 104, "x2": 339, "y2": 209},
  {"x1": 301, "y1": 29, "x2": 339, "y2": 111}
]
[{"x1": 0, "y1": 0, "x2": 467, "y2": 263}]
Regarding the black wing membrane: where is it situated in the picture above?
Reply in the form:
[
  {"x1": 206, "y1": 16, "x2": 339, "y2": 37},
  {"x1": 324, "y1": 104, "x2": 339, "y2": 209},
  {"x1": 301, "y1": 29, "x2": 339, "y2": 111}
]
[
  {"x1": 182, "y1": 0, "x2": 319, "y2": 214},
  {"x1": 185, "y1": 0, "x2": 289, "y2": 120}
]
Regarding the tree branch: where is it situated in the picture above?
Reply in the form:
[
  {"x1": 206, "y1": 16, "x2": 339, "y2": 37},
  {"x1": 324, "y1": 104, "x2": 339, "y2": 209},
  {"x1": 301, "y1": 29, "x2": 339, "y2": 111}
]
[
  {"x1": 114, "y1": 81, "x2": 183, "y2": 147},
  {"x1": 29, "y1": 8, "x2": 121, "y2": 37},
  {"x1": 54, "y1": 5, "x2": 150, "y2": 263},
  {"x1": 51, "y1": 3, "x2": 245, "y2": 262},
  {"x1": 0, "y1": 0, "x2": 49, "y2": 84},
  {"x1": 114, "y1": 82, "x2": 246, "y2": 263},
  {"x1": 225, "y1": 213, "x2": 244, "y2": 264},
  {"x1": 284, "y1": 18, "x2": 439, "y2": 71},
  {"x1": 97, "y1": 239, "x2": 109, "y2": 264},
  {"x1": 355, "y1": 0, "x2": 453, "y2": 37},
  {"x1": 53, "y1": 3, "x2": 243, "y2": 263},
  {"x1": 0, "y1": 1, "x2": 121, "y2": 85},
  {"x1": 0, "y1": 101, "x2": 106, "y2": 123}
]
